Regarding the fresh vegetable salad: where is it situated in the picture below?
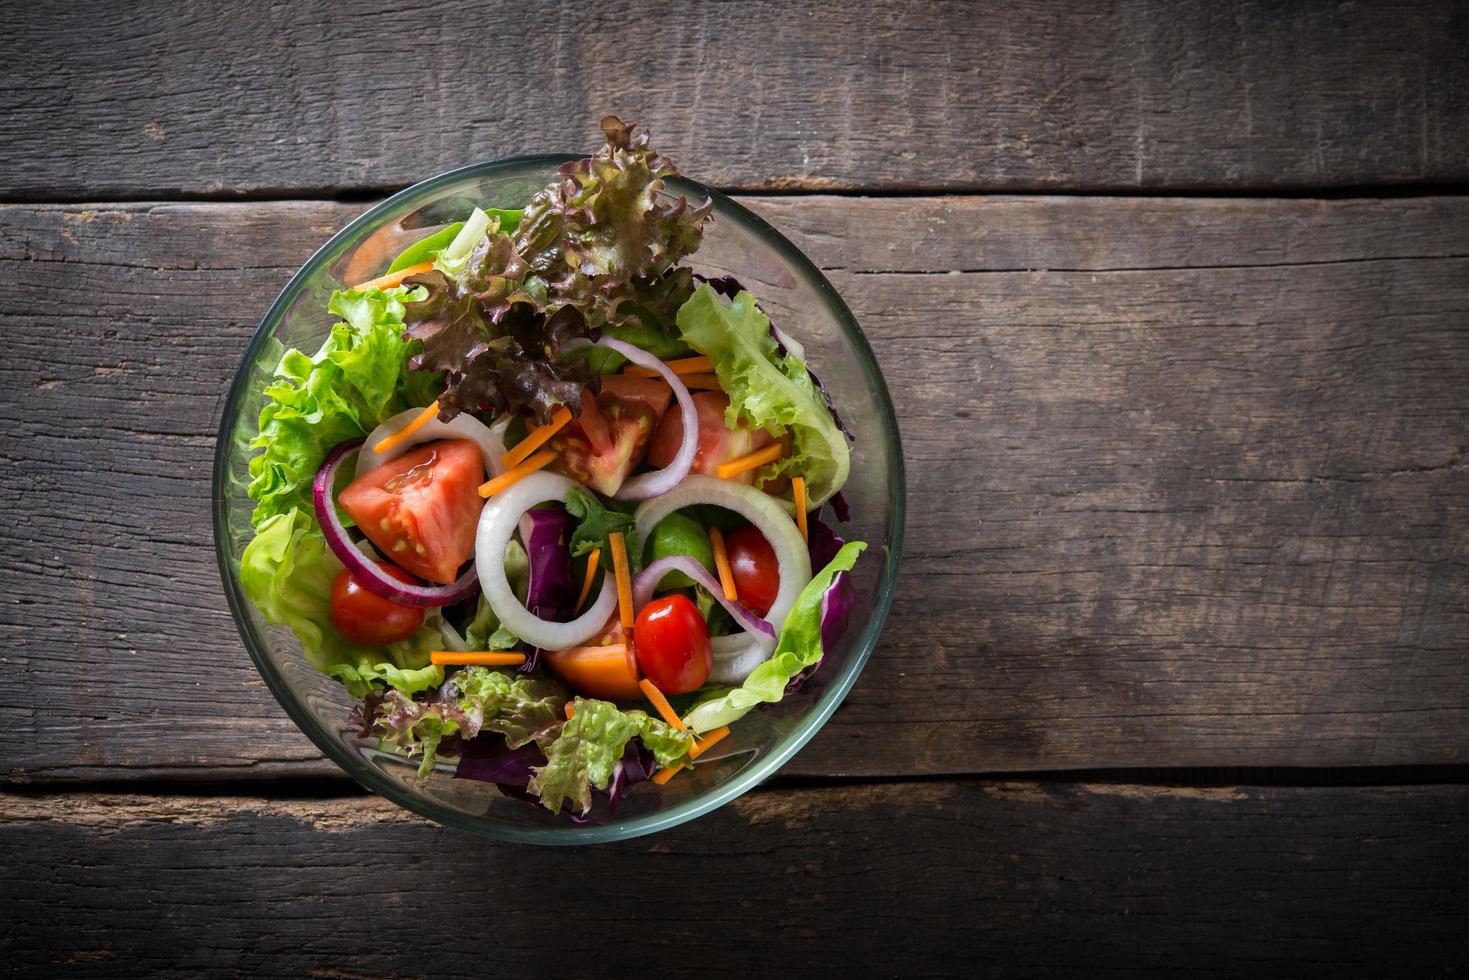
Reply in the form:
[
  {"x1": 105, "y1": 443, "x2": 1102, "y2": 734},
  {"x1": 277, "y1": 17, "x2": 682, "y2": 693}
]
[{"x1": 241, "y1": 117, "x2": 863, "y2": 820}]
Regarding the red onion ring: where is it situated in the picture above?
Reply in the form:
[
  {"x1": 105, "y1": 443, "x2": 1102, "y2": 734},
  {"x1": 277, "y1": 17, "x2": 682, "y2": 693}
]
[
  {"x1": 632, "y1": 555, "x2": 776, "y2": 643},
  {"x1": 564, "y1": 337, "x2": 697, "y2": 501},
  {"x1": 312, "y1": 438, "x2": 480, "y2": 608}
]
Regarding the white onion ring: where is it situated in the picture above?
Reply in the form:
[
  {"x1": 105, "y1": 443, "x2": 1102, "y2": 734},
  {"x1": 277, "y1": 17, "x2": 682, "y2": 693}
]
[
  {"x1": 475, "y1": 471, "x2": 618, "y2": 650},
  {"x1": 356, "y1": 407, "x2": 509, "y2": 480},
  {"x1": 633, "y1": 556, "x2": 777, "y2": 645},
  {"x1": 313, "y1": 439, "x2": 480, "y2": 607},
  {"x1": 563, "y1": 337, "x2": 697, "y2": 501},
  {"x1": 635, "y1": 476, "x2": 811, "y2": 684}
]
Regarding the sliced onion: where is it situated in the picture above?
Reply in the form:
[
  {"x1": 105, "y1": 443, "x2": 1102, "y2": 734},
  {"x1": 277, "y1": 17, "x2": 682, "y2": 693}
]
[
  {"x1": 563, "y1": 337, "x2": 697, "y2": 501},
  {"x1": 633, "y1": 556, "x2": 777, "y2": 645},
  {"x1": 356, "y1": 407, "x2": 509, "y2": 480},
  {"x1": 635, "y1": 476, "x2": 811, "y2": 684},
  {"x1": 426, "y1": 609, "x2": 468, "y2": 652},
  {"x1": 313, "y1": 439, "x2": 480, "y2": 608},
  {"x1": 475, "y1": 471, "x2": 618, "y2": 650}
]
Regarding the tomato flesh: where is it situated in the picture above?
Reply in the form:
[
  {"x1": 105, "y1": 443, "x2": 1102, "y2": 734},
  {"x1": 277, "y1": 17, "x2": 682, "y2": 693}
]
[
  {"x1": 337, "y1": 439, "x2": 484, "y2": 584},
  {"x1": 544, "y1": 616, "x2": 642, "y2": 701},
  {"x1": 633, "y1": 594, "x2": 712, "y2": 695},
  {"x1": 647, "y1": 391, "x2": 778, "y2": 486},
  {"x1": 330, "y1": 563, "x2": 425, "y2": 645},
  {"x1": 551, "y1": 377, "x2": 673, "y2": 496},
  {"x1": 725, "y1": 524, "x2": 780, "y2": 617}
]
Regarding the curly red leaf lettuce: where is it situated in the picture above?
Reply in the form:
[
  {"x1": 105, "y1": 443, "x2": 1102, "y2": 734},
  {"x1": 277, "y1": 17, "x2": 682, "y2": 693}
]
[{"x1": 400, "y1": 116, "x2": 712, "y2": 425}]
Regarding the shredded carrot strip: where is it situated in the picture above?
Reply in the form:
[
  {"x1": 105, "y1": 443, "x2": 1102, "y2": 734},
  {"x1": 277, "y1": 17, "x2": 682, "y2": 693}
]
[
  {"x1": 352, "y1": 260, "x2": 435, "y2": 293},
  {"x1": 373, "y1": 400, "x2": 440, "y2": 454},
  {"x1": 501, "y1": 406, "x2": 572, "y2": 469},
  {"x1": 792, "y1": 477, "x2": 809, "y2": 542},
  {"x1": 624, "y1": 355, "x2": 713, "y2": 378},
  {"x1": 708, "y1": 527, "x2": 738, "y2": 602},
  {"x1": 690, "y1": 726, "x2": 731, "y2": 760},
  {"x1": 638, "y1": 678, "x2": 687, "y2": 731},
  {"x1": 564, "y1": 702, "x2": 575, "y2": 720},
  {"x1": 609, "y1": 532, "x2": 634, "y2": 629},
  {"x1": 715, "y1": 442, "x2": 783, "y2": 480},
  {"x1": 477, "y1": 449, "x2": 556, "y2": 498},
  {"x1": 429, "y1": 651, "x2": 526, "y2": 666},
  {"x1": 574, "y1": 548, "x2": 601, "y2": 614},
  {"x1": 653, "y1": 726, "x2": 731, "y2": 785},
  {"x1": 678, "y1": 373, "x2": 723, "y2": 390}
]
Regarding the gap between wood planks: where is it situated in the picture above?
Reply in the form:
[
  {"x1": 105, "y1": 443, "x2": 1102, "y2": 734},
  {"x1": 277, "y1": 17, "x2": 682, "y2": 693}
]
[
  {"x1": 9, "y1": 764, "x2": 1469, "y2": 803},
  {"x1": 4, "y1": 180, "x2": 1469, "y2": 206}
]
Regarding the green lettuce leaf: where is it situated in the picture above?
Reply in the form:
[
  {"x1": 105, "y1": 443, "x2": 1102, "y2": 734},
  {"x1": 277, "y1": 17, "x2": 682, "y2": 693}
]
[
  {"x1": 463, "y1": 595, "x2": 521, "y2": 651},
  {"x1": 635, "y1": 714, "x2": 696, "y2": 769},
  {"x1": 389, "y1": 210, "x2": 522, "y2": 274},
  {"x1": 683, "y1": 542, "x2": 866, "y2": 732},
  {"x1": 564, "y1": 485, "x2": 641, "y2": 572},
  {"x1": 361, "y1": 667, "x2": 570, "y2": 776},
  {"x1": 388, "y1": 224, "x2": 462, "y2": 274},
  {"x1": 676, "y1": 284, "x2": 851, "y2": 505},
  {"x1": 246, "y1": 287, "x2": 440, "y2": 527},
  {"x1": 529, "y1": 698, "x2": 694, "y2": 814},
  {"x1": 239, "y1": 509, "x2": 444, "y2": 699}
]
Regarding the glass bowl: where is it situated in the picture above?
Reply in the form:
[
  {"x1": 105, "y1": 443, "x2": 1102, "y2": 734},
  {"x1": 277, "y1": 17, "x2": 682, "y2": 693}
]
[{"x1": 213, "y1": 156, "x2": 905, "y2": 843}]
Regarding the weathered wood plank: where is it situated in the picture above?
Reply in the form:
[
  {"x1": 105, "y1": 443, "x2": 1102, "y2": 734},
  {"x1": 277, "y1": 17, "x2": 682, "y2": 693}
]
[
  {"x1": 3, "y1": 0, "x2": 1467, "y2": 198},
  {"x1": 3, "y1": 197, "x2": 1468, "y2": 782},
  {"x1": 2, "y1": 781, "x2": 1465, "y2": 977}
]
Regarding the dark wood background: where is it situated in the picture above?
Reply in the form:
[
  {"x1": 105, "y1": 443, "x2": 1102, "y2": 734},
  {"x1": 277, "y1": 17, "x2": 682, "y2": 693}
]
[{"x1": 3, "y1": 1, "x2": 1467, "y2": 976}]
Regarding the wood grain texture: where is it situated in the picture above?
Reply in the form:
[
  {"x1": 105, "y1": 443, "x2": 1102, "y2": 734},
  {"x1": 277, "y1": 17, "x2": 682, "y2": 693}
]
[
  {"x1": 2, "y1": 781, "x2": 1466, "y2": 977},
  {"x1": 3, "y1": 0, "x2": 1467, "y2": 198},
  {"x1": 3, "y1": 196, "x2": 1468, "y2": 782}
]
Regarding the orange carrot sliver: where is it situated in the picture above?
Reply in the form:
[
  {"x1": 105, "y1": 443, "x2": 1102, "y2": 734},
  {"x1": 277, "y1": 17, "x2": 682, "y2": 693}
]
[
  {"x1": 429, "y1": 651, "x2": 526, "y2": 666},
  {"x1": 564, "y1": 702, "x2": 575, "y2": 720},
  {"x1": 708, "y1": 527, "x2": 738, "y2": 602},
  {"x1": 792, "y1": 477, "x2": 809, "y2": 542},
  {"x1": 373, "y1": 400, "x2": 440, "y2": 454},
  {"x1": 653, "y1": 726, "x2": 732, "y2": 786},
  {"x1": 678, "y1": 373, "x2": 723, "y2": 390},
  {"x1": 609, "y1": 532, "x2": 634, "y2": 629},
  {"x1": 624, "y1": 355, "x2": 713, "y2": 377},
  {"x1": 690, "y1": 726, "x2": 731, "y2": 760},
  {"x1": 352, "y1": 260, "x2": 435, "y2": 293},
  {"x1": 501, "y1": 406, "x2": 572, "y2": 469},
  {"x1": 478, "y1": 449, "x2": 556, "y2": 498},
  {"x1": 715, "y1": 442, "x2": 783, "y2": 480},
  {"x1": 574, "y1": 548, "x2": 601, "y2": 614},
  {"x1": 638, "y1": 678, "x2": 686, "y2": 731}
]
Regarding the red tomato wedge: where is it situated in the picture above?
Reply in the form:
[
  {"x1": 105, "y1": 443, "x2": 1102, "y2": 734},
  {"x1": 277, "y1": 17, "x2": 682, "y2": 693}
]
[
  {"x1": 550, "y1": 376, "x2": 673, "y2": 496},
  {"x1": 648, "y1": 390, "x2": 778, "y2": 485},
  {"x1": 337, "y1": 439, "x2": 485, "y2": 584},
  {"x1": 543, "y1": 616, "x2": 642, "y2": 701}
]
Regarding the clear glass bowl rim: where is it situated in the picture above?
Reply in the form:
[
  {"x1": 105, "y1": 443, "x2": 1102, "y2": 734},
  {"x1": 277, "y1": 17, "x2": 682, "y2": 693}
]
[{"x1": 211, "y1": 155, "x2": 906, "y2": 844}]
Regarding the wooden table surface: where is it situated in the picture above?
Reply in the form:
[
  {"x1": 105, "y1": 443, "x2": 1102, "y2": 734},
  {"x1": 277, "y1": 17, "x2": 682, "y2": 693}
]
[{"x1": 4, "y1": 1, "x2": 1468, "y2": 976}]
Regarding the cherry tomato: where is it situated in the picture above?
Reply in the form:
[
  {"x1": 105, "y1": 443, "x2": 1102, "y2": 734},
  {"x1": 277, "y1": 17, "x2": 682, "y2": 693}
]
[
  {"x1": 633, "y1": 594, "x2": 711, "y2": 694},
  {"x1": 725, "y1": 524, "x2": 780, "y2": 617},
  {"x1": 330, "y1": 563, "x2": 425, "y2": 645}
]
